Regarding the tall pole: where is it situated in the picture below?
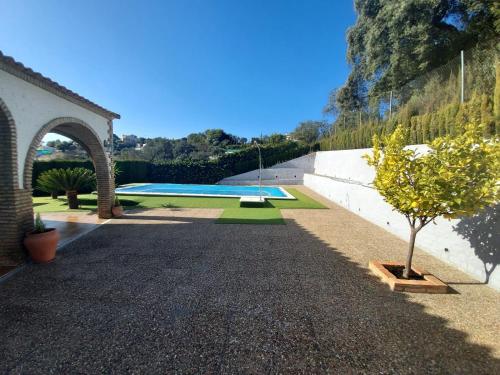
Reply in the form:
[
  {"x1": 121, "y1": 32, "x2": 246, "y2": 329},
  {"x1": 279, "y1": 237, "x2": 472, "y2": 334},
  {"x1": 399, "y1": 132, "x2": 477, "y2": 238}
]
[
  {"x1": 330, "y1": 123, "x2": 333, "y2": 150},
  {"x1": 460, "y1": 50, "x2": 464, "y2": 104},
  {"x1": 389, "y1": 90, "x2": 393, "y2": 119},
  {"x1": 254, "y1": 141, "x2": 262, "y2": 200}
]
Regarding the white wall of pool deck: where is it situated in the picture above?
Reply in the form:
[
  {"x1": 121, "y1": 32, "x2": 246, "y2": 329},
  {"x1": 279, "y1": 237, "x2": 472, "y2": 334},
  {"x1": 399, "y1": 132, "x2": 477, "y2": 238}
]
[
  {"x1": 219, "y1": 153, "x2": 316, "y2": 185},
  {"x1": 222, "y1": 148, "x2": 500, "y2": 290}
]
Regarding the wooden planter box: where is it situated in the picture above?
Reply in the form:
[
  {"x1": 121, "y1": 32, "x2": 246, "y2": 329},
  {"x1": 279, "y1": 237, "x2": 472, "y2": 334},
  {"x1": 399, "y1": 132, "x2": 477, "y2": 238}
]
[{"x1": 369, "y1": 260, "x2": 448, "y2": 294}]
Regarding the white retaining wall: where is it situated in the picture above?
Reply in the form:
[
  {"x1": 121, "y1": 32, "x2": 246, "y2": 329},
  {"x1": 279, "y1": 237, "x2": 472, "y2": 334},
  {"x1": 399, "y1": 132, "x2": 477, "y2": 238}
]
[
  {"x1": 219, "y1": 153, "x2": 316, "y2": 185},
  {"x1": 305, "y1": 149, "x2": 499, "y2": 290},
  {"x1": 218, "y1": 168, "x2": 305, "y2": 185}
]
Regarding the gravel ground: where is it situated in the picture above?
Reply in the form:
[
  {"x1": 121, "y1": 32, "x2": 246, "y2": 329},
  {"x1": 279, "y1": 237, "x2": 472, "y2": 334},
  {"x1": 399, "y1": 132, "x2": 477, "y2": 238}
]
[{"x1": 1, "y1": 189, "x2": 499, "y2": 374}]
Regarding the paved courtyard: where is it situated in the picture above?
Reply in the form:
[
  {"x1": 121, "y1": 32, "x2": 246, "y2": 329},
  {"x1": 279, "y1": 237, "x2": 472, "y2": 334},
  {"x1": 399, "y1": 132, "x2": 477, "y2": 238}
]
[{"x1": 1, "y1": 188, "x2": 499, "y2": 373}]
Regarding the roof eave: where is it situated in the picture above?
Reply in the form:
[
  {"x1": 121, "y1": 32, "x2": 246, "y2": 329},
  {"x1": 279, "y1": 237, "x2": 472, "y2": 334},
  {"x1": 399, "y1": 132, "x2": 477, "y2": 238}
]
[{"x1": 0, "y1": 51, "x2": 120, "y2": 120}]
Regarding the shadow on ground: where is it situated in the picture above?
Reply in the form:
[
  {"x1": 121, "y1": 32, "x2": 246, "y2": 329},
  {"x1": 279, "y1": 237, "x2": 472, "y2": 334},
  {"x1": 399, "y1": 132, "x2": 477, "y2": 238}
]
[{"x1": 0, "y1": 214, "x2": 499, "y2": 373}]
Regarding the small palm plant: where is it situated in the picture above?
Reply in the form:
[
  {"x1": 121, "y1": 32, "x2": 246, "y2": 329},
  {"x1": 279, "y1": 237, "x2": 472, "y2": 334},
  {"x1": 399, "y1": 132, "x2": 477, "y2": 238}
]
[
  {"x1": 37, "y1": 168, "x2": 96, "y2": 209},
  {"x1": 36, "y1": 173, "x2": 59, "y2": 199}
]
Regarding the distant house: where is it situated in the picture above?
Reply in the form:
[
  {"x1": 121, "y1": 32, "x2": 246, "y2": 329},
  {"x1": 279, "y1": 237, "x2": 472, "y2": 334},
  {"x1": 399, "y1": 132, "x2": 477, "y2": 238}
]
[
  {"x1": 121, "y1": 134, "x2": 138, "y2": 145},
  {"x1": 35, "y1": 145, "x2": 55, "y2": 158}
]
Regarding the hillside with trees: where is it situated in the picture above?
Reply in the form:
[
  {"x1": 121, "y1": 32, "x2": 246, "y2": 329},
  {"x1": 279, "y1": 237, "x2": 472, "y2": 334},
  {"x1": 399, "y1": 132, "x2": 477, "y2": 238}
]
[{"x1": 319, "y1": 0, "x2": 499, "y2": 150}]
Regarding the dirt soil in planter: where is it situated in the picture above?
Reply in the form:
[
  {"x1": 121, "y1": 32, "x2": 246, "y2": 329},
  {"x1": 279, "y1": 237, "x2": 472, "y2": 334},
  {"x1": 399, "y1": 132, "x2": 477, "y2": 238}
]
[{"x1": 385, "y1": 264, "x2": 425, "y2": 280}]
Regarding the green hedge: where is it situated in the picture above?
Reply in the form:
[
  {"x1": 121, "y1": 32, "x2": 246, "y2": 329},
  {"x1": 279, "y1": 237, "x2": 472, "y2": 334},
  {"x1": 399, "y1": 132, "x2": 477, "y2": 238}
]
[
  {"x1": 32, "y1": 142, "x2": 310, "y2": 195},
  {"x1": 321, "y1": 92, "x2": 498, "y2": 151}
]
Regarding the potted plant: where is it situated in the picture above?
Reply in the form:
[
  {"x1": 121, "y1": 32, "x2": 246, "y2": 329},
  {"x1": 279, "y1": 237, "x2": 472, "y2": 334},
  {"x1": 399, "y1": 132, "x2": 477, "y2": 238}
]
[
  {"x1": 24, "y1": 213, "x2": 59, "y2": 263},
  {"x1": 112, "y1": 196, "x2": 124, "y2": 217},
  {"x1": 364, "y1": 124, "x2": 499, "y2": 292},
  {"x1": 37, "y1": 168, "x2": 96, "y2": 209}
]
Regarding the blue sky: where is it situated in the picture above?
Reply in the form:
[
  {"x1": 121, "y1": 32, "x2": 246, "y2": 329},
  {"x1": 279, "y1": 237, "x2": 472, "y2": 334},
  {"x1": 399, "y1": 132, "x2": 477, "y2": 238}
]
[{"x1": 0, "y1": 0, "x2": 355, "y2": 140}]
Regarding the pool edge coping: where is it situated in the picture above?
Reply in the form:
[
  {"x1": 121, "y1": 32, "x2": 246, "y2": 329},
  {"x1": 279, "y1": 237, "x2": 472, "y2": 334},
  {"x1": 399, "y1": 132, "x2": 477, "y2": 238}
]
[{"x1": 115, "y1": 184, "x2": 296, "y2": 200}]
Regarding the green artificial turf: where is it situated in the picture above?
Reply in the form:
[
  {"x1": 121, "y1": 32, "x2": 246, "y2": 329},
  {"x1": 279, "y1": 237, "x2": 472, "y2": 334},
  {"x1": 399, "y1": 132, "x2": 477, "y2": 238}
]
[
  {"x1": 268, "y1": 188, "x2": 326, "y2": 209},
  {"x1": 128, "y1": 195, "x2": 241, "y2": 209},
  {"x1": 32, "y1": 188, "x2": 326, "y2": 225},
  {"x1": 216, "y1": 208, "x2": 285, "y2": 225},
  {"x1": 33, "y1": 195, "x2": 99, "y2": 213}
]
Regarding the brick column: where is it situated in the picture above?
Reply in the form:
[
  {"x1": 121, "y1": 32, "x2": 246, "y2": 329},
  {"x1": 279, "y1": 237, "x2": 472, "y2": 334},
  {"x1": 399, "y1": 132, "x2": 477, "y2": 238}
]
[{"x1": 0, "y1": 100, "x2": 32, "y2": 265}]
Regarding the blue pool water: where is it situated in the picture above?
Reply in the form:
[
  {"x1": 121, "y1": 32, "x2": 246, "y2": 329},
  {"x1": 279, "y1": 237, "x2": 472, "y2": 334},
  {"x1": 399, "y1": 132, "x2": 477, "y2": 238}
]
[{"x1": 115, "y1": 183, "x2": 294, "y2": 199}]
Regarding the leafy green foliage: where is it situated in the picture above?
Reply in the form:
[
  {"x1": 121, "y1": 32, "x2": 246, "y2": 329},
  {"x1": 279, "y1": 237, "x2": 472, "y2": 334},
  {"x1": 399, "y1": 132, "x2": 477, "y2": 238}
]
[
  {"x1": 37, "y1": 168, "x2": 96, "y2": 209},
  {"x1": 366, "y1": 124, "x2": 499, "y2": 221},
  {"x1": 291, "y1": 121, "x2": 324, "y2": 145},
  {"x1": 318, "y1": 0, "x2": 498, "y2": 153},
  {"x1": 115, "y1": 128, "x2": 248, "y2": 162},
  {"x1": 365, "y1": 123, "x2": 499, "y2": 276},
  {"x1": 321, "y1": 92, "x2": 498, "y2": 151},
  {"x1": 341, "y1": 0, "x2": 498, "y2": 108},
  {"x1": 37, "y1": 168, "x2": 96, "y2": 193}
]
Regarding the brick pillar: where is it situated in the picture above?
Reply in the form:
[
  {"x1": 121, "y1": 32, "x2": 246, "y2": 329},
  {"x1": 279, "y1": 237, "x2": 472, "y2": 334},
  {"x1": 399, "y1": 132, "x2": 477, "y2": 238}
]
[
  {"x1": 95, "y1": 154, "x2": 114, "y2": 219},
  {"x1": 0, "y1": 101, "x2": 31, "y2": 265},
  {"x1": 0, "y1": 189, "x2": 33, "y2": 265}
]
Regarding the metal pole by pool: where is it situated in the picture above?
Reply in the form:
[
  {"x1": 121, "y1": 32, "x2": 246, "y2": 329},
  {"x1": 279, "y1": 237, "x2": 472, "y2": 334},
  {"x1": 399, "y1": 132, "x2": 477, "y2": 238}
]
[
  {"x1": 389, "y1": 90, "x2": 393, "y2": 119},
  {"x1": 254, "y1": 141, "x2": 262, "y2": 200},
  {"x1": 460, "y1": 50, "x2": 464, "y2": 104}
]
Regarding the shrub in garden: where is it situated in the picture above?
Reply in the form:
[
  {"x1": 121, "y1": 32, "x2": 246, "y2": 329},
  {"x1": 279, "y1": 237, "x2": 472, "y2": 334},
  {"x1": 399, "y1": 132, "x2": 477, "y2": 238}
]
[
  {"x1": 37, "y1": 168, "x2": 96, "y2": 209},
  {"x1": 365, "y1": 124, "x2": 499, "y2": 279}
]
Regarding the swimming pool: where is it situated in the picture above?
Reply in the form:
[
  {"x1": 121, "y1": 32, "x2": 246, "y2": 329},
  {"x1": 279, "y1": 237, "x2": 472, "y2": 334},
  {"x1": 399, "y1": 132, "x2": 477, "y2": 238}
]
[{"x1": 115, "y1": 183, "x2": 295, "y2": 199}]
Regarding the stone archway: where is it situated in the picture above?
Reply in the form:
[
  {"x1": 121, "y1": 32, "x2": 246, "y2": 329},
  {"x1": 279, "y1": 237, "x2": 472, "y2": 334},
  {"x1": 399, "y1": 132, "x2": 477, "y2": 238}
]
[
  {"x1": 23, "y1": 117, "x2": 115, "y2": 220},
  {"x1": 0, "y1": 99, "x2": 33, "y2": 265}
]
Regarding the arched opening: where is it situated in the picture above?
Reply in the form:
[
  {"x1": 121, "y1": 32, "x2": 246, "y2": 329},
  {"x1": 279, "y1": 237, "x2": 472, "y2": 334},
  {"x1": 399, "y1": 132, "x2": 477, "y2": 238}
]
[
  {"x1": 0, "y1": 99, "x2": 32, "y2": 265},
  {"x1": 24, "y1": 117, "x2": 114, "y2": 220}
]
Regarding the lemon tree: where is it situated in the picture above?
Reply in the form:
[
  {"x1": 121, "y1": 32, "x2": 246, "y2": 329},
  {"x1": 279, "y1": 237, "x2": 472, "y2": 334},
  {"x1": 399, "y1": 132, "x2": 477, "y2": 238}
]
[{"x1": 365, "y1": 124, "x2": 499, "y2": 279}]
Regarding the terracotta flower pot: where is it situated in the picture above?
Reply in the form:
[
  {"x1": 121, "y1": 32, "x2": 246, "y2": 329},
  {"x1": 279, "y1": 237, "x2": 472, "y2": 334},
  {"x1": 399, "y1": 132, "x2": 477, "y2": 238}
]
[
  {"x1": 112, "y1": 205, "x2": 124, "y2": 217},
  {"x1": 24, "y1": 228, "x2": 59, "y2": 263}
]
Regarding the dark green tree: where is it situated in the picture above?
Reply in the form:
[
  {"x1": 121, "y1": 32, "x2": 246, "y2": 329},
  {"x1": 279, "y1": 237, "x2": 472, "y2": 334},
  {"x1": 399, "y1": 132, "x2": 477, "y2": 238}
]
[
  {"x1": 340, "y1": 0, "x2": 498, "y2": 109},
  {"x1": 292, "y1": 121, "x2": 323, "y2": 145},
  {"x1": 143, "y1": 138, "x2": 174, "y2": 162}
]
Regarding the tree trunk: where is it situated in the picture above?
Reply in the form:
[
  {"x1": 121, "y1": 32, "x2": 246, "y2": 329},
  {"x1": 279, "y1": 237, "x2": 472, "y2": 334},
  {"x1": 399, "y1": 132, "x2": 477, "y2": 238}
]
[
  {"x1": 66, "y1": 191, "x2": 79, "y2": 209},
  {"x1": 50, "y1": 191, "x2": 58, "y2": 199},
  {"x1": 403, "y1": 227, "x2": 417, "y2": 279}
]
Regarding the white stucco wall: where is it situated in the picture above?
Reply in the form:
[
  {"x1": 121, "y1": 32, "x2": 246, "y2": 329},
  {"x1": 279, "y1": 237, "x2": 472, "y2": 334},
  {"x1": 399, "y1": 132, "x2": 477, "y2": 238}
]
[
  {"x1": 273, "y1": 153, "x2": 316, "y2": 173},
  {"x1": 219, "y1": 168, "x2": 305, "y2": 185},
  {"x1": 220, "y1": 153, "x2": 317, "y2": 185},
  {"x1": 0, "y1": 70, "x2": 110, "y2": 187},
  {"x1": 304, "y1": 149, "x2": 499, "y2": 290}
]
